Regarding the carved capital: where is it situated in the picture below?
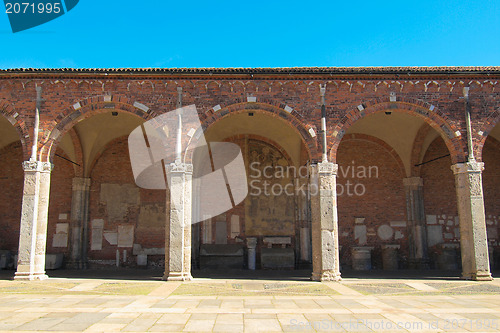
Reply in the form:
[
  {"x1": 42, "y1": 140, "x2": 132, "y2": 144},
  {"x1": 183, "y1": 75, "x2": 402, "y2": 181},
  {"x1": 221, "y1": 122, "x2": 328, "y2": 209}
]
[
  {"x1": 22, "y1": 161, "x2": 53, "y2": 173},
  {"x1": 246, "y1": 237, "x2": 257, "y2": 249},
  {"x1": 451, "y1": 162, "x2": 484, "y2": 175},
  {"x1": 317, "y1": 162, "x2": 338, "y2": 175},
  {"x1": 165, "y1": 161, "x2": 193, "y2": 174}
]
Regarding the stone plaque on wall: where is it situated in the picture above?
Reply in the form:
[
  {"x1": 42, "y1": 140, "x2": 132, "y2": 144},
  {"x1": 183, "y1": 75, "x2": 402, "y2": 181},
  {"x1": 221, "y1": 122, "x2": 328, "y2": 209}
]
[
  {"x1": 230, "y1": 215, "x2": 240, "y2": 238},
  {"x1": 104, "y1": 231, "x2": 118, "y2": 245},
  {"x1": 91, "y1": 219, "x2": 104, "y2": 251},
  {"x1": 52, "y1": 223, "x2": 69, "y2": 248},
  {"x1": 427, "y1": 225, "x2": 443, "y2": 247},
  {"x1": 118, "y1": 225, "x2": 134, "y2": 248},
  {"x1": 354, "y1": 225, "x2": 367, "y2": 245}
]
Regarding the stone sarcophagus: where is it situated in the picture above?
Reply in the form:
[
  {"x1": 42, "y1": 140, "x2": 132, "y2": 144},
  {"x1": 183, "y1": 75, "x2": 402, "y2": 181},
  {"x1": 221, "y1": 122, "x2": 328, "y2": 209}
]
[
  {"x1": 260, "y1": 237, "x2": 295, "y2": 269},
  {"x1": 199, "y1": 244, "x2": 245, "y2": 269}
]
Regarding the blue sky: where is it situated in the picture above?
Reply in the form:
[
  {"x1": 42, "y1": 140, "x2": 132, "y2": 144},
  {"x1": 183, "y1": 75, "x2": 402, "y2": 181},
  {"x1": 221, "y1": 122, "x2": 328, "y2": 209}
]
[{"x1": 0, "y1": 0, "x2": 499, "y2": 68}]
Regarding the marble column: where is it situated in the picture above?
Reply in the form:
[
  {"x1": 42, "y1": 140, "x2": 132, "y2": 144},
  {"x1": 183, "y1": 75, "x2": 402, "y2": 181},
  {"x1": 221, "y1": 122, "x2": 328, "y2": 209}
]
[
  {"x1": 310, "y1": 162, "x2": 341, "y2": 281},
  {"x1": 15, "y1": 161, "x2": 53, "y2": 280},
  {"x1": 451, "y1": 162, "x2": 492, "y2": 281},
  {"x1": 69, "y1": 177, "x2": 91, "y2": 269},
  {"x1": 403, "y1": 177, "x2": 429, "y2": 269},
  {"x1": 163, "y1": 162, "x2": 193, "y2": 281}
]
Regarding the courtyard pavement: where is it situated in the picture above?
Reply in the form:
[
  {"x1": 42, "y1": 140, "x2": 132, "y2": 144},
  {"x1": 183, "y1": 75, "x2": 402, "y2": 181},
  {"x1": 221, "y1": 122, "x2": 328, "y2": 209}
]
[{"x1": 0, "y1": 270, "x2": 499, "y2": 332}]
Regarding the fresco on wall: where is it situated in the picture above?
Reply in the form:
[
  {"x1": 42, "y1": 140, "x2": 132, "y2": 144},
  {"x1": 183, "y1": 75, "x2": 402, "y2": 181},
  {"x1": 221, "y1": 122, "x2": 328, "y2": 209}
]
[{"x1": 245, "y1": 140, "x2": 295, "y2": 236}]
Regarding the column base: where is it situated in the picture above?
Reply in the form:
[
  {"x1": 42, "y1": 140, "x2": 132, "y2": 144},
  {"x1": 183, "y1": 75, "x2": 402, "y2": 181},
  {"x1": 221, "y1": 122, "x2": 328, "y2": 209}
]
[
  {"x1": 162, "y1": 272, "x2": 193, "y2": 281},
  {"x1": 461, "y1": 271, "x2": 493, "y2": 281},
  {"x1": 311, "y1": 271, "x2": 342, "y2": 282},
  {"x1": 14, "y1": 264, "x2": 48, "y2": 280},
  {"x1": 14, "y1": 272, "x2": 48, "y2": 281}
]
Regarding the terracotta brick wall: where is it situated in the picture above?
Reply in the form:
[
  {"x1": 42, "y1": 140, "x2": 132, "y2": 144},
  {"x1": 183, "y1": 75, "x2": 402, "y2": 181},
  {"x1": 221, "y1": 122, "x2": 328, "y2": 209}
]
[
  {"x1": 88, "y1": 136, "x2": 165, "y2": 264},
  {"x1": 482, "y1": 137, "x2": 500, "y2": 248},
  {"x1": 46, "y1": 148, "x2": 74, "y2": 255},
  {"x1": 421, "y1": 137, "x2": 457, "y2": 218},
  {"x1": 337, "y1": 138, "x2": 407, "y2": 268},
  {"x1": 421, "y1": 136, "x2": 461, "y2": 267},
  {"x1": 0, "y1": 141, "x2": 23, "y2": 251}
]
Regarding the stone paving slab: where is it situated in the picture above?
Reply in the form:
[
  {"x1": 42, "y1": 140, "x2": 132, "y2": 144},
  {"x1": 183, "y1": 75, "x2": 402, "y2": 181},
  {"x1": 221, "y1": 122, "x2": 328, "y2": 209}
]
[{"x1": 0, "y1": 277, "x2": 499, "y2": 332}]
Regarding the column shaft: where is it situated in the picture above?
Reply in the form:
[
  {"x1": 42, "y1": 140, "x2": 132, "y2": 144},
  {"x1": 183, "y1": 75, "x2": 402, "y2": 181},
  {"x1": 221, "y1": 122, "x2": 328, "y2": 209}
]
[
  {"x1": 403, "y1": 177, "x2": 429, "y2": 268},
  {"x1": 15, "y1": 161, "x2": 52, "y2": 280},
  {"x1": 310, "y1": 162, "x2": 341, "y2": 281},
  {"x1": 163, "y1": 162, "x2": 193, "y2": 281},
  {"x1": 69, "y1": 178, "x2": 91, "y2": 268},
  {"x1": 452, "y1": 162, "x2": 492, "y2": 281}
]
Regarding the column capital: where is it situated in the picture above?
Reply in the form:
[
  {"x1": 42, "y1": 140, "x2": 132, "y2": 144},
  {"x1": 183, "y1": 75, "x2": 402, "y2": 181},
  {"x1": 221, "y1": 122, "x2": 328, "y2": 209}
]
[
  {"x1": 72, "y1": 177, "x2": 91, "y2": 191},
  {"x1": 165, "y1": 161, "x2": 193, "y2": 174},
  {"x1": 22, "y1": 161, "x2": 53, "y2": 173},
  {"x1": 311, "y1": 162, "x2": 338, "y2": 175},
  {"x1": 246, "y1": 237, "x2": 257, "y2": 249},
  {"x1": 403, "y1": 177, "x2": 423, "y2": 187},
  {"x1": 451, "y1": 161, "x2": 484, "y2": 174}
]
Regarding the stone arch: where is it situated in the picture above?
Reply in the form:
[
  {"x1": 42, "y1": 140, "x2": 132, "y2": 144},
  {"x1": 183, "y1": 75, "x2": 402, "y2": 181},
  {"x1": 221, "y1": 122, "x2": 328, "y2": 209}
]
[
  {"x1": 193, "y1": 101, "x2": 319, "y2": 162},
  {"x1": 329, "y1": 98, "x2": 465, "y2": 164},
  {"x1": 40, "y1": 95, "x2": 155, "y2": 162},
  {"x1": 338, "y1": 133, "x2": 406, "y2": 178},
  {"x1": 0, "y1": 99, "x2": 29, "y2": 159}
]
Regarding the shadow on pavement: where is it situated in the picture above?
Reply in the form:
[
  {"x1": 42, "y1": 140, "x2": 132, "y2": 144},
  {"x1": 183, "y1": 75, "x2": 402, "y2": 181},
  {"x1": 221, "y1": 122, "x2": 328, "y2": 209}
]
[{"x1": 0, "y1": 268, "x2": 498, "y2": 281}]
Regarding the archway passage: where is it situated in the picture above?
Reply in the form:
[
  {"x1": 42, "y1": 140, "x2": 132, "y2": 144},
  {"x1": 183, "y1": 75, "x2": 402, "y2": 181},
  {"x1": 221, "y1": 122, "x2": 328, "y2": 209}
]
[
  {"x1": 480, "y1": 124, "x2": 500, "y2": 273},
  {"x1": 420, "y1": 137, "x2": 461, "y2": 270},
  {"x1": 337, "y1": 136, "x2": 406, "y2": 270},
  {"x1": 0, "y1": 115, "x2": 24, "y2": 267},
  {"x1": 192, "y1": 110, "x2": 312, "y2": 274},
  {"x1": 335, "y1": 110, "x2": 460, "y2": 275},
  {"x1": 44, "y1": 109, "x2": 168, "y2": 270}
]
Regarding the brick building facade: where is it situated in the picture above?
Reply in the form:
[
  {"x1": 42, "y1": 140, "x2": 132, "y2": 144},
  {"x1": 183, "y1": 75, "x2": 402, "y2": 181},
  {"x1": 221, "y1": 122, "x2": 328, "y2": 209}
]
[{"x1": 0, "y1": 67, "x2": 498, "y2": 281}]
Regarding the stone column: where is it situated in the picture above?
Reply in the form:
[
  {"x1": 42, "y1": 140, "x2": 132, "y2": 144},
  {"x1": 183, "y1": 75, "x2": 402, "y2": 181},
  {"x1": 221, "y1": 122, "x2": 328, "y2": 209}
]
[
  {"x1": 403, "y1": 177, "x2": 429, "y2": 269},
  {"x1": 163, "y1": 162, "x2": 193, "y2": 281},
  {"x1": 310, "y1": 162, "x2": 341, "y2": 281},
  {"x1": 247, "y1": 237, "x2": 257, "y2": 270},
  {"x1": 451, "y1": 162, "x2": 492, "y2": 281},
  {"x1": 15, "y1": 161, "x2": 53, "y2": 280},
  {"x1": 69, "y1": 178, "x2": 91, "y2": 269}
]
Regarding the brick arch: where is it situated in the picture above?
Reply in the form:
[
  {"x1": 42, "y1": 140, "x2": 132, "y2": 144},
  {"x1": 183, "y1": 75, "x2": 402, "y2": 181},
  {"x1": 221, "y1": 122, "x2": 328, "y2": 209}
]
[
  {"x1": 40, "y1": 95, "x2": 155, "y2": 162},
  {"x1": 338, "y1": 133, "x2": 406, "y2": 178},
  {"x1": 0, "y1": 99, "x2": 29, "y2": 159},
  {"x1": 196, "y1": 101, "x2": 318, "y2": 161},
  {"x1": 329, "y1": 98, "x2": 465, "y2": 164},
  {"x1": 475, "y1": 110, "x2": 500, "y2": 162}
]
